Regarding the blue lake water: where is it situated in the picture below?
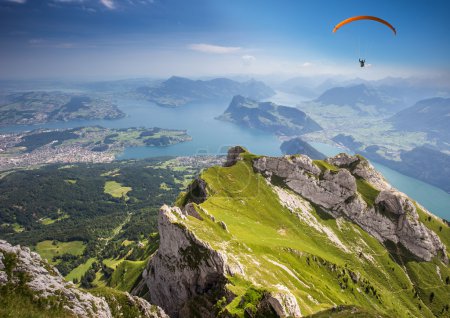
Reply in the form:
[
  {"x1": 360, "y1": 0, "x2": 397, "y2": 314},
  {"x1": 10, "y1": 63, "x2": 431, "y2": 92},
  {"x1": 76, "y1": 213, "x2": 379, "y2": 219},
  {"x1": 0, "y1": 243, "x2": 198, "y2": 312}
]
[{"x1": 1, "y1": 97, "x2": 449, "y2": 220}]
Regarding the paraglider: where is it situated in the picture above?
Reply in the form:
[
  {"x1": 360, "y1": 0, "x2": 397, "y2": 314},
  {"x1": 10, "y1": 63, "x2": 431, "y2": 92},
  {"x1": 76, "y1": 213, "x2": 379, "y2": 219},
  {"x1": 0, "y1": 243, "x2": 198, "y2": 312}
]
[
  {"x1": 333, "y1": 16, "x2": 396, "y2": 35},
  {"x1": 333, "y1": 16, "x2": 396, "y2": 67}
]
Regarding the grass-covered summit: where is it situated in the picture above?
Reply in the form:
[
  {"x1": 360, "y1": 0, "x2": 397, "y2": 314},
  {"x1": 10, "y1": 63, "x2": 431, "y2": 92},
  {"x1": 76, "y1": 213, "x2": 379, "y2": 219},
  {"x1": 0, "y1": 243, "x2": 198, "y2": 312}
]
[{"x1": 135, "y1": 146, "x2": 450, "y2": 318}]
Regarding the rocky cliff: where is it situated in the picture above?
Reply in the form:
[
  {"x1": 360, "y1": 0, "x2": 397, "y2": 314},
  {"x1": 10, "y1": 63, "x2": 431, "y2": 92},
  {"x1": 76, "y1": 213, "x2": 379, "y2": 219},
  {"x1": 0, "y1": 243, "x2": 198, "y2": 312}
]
[
  {"x1": 136, "y1": 147, "x2": 450, "y2": 318},
  {"x1": 0, "y1": 240, "x2": 168, "y2": 318},
  {"x1": 253, "y1": 152, "x2": 447, "y2": 263}
]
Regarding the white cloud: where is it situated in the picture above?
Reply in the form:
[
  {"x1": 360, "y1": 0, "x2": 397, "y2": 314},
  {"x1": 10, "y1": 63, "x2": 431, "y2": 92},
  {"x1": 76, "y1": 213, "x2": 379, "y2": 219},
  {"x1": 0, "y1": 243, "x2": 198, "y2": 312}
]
[
  {"x1": 302, "y1": 62, "x2": 313, "y2": 67},
  {"x1": 4, "y1": 0, "x2": 26, "y2": 3},
  {"x1": 188, "y1": 43, "x2": 241, "y2": 54},
  {"x1": 242, "y1": 55, "x2": 255, "y2": 66},
  {"x1": 100, "y1": 0, "x2": 115, "y2": 9}
]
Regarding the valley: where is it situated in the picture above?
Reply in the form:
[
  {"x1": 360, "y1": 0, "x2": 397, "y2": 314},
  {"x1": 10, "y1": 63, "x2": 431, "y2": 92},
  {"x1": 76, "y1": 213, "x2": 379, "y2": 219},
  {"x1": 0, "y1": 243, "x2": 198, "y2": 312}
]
[{"x1": 0, "y1": 156, "x2": 222, "y2": 288}]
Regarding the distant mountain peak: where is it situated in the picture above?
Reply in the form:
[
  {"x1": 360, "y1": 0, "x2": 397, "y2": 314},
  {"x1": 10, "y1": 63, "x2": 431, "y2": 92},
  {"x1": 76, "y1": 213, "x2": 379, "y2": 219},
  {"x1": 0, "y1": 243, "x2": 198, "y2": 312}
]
[
  {"x1": 315, "y1": 84, "x2": 403, "y2": 114},
  {"x1": 389, "y1": 97, "x2": 450, "y2": 143},
  {"x1": 137, "y1": 76, "x2": 275, "y2": 107},
  {"x1": 219, "y1": 95, "x2": 322, "y2": 136}
]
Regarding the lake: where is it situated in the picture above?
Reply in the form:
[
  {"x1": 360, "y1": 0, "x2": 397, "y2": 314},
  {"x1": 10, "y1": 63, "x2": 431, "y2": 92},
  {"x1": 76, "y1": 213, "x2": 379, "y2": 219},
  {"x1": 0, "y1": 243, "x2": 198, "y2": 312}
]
[{"x1": 1, "y1": 96, "x2": 449, "y2": 220}]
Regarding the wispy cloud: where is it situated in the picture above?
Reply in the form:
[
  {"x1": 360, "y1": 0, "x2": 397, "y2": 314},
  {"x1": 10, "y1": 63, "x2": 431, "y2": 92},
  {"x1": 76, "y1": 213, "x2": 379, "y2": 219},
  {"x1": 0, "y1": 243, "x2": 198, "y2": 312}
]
[
  {"x1": 100, "y1": 0, "x2": 115, "y2": 9},
  {"x1": 4, "y1": 0, "x2": 27, "y2": 3},
  {"x1": 242, "y1": 55, "x2": 256, "y2": 66},
  {"x1": 188, "y1": 43, "x2": 241, "y2": 54}
]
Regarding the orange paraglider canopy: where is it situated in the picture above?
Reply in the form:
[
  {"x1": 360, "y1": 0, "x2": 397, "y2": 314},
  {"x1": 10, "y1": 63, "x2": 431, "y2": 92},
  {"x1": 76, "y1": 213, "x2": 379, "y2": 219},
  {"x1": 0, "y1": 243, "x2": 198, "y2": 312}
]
[{"x1": 333, "y1": 16, "x2": 396, "y2": 35}]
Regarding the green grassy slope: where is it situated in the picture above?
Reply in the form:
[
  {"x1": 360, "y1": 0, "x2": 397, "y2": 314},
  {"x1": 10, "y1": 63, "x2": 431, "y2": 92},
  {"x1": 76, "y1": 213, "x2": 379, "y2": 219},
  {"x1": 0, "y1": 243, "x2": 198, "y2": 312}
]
[{"x1": 174, "y1": 153, "x2": 450, "y2": 317}]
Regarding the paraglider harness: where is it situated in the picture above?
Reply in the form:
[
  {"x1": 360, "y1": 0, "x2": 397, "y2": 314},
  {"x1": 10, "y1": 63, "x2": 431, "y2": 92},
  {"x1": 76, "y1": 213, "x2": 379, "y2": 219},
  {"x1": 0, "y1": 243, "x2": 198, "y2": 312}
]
[{"x1": 359, "y1": 58, "x2": 366, "y2": 67}]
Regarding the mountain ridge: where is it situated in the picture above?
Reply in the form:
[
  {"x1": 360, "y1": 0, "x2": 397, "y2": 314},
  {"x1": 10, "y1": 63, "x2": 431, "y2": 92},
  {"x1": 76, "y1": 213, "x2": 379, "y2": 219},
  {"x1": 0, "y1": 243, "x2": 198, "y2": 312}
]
[
  {"x1": 137, "y1": 76, "x2": 275, "y2": 107},
  {"x1": 389, "y1": 97, "x2": 450, "y2": 143},
  {"x1": 134, "y1": 146, "x2": 450, "y2": 318},
  {"x1": 218, "y1": 95, "x2": 322, "y2": 136}
]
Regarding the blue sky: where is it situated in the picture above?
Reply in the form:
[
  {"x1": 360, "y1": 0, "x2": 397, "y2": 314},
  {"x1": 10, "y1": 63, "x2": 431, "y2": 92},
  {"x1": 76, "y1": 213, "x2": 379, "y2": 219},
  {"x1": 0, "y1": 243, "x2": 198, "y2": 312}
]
[{"x1": 0, "y1": 0, "x2": 449, "y2": 79}]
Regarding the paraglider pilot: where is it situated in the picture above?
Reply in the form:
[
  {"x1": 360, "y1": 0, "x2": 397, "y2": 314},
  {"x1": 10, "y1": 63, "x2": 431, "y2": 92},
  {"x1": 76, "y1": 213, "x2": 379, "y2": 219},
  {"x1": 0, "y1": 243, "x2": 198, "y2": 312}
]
[{"x1": 359, "y1": 58, "x2": 365, "y2": 67}]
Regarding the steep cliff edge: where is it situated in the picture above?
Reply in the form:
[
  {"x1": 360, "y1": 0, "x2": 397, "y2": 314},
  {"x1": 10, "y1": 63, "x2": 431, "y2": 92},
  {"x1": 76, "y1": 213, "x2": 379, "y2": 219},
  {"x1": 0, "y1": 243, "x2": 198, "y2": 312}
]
[
  {"x1": 0, "y1": 240, "x2": 167, "y2": 318},
  {"x1": 136, "y1": 147, "x2": 450, "y2": 318}
]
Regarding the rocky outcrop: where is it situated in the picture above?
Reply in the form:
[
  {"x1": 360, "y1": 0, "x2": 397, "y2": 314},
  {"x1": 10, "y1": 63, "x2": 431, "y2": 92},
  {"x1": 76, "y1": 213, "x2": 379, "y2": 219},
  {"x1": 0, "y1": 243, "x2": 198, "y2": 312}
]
[
  {"x1": 254, "y1": 155, "x2": 356, "y2": 209},
  {"x1": 135, "y1": 205, "x2": 301, "y2": 318},
  {"x1": 253, "y1": 153, "x2": 447, "y2": 262},
  {"x1": 264, "y1": 286, "x2": 302, "y2": 317},
  {"x1": 184, "y1": 178, "x2": 209, "y2": 205},
  {"x1": 0, "y1": 240, "x2": 168, "y2": 318},
  {"x1": 135, "y1": 205, "x2": 237, "y2": 317},
  {"x1": 0, "y1": 240, "x2": 112, "y2": 317},
  {"x1": 327, "y1": 153, "x2": 390, "y2": 191},
  {"x1": 224, "y1": 145, "x2": 246, "y2": 167},
  {"x1": 124, "y1": 293, "x2": 169, "y2": 318},
  {"x1": 375, "y1": 190, "x2": 445, "y2": 261}
]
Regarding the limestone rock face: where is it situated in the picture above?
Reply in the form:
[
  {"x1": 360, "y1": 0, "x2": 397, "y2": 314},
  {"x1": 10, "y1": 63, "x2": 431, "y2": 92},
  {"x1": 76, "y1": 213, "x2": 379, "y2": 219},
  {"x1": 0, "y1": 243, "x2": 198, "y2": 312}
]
[
  {"x1": 253, "y1": 153, "x2": 447, "y2": 262},
  {"x1": 224, "y1": 145, "x2": 246, "y2": 167},
  {"x1": 254, "y1": 155, "x2": 356, "y2": 209},
  {"x1": 327, "y1": 153, "x2": 390, "y2": 191},
  {"x1": 125, "y1": 292, "x2": 170, "y2": 318},
  {"x1": 0, "y1": 240, "x2": 168, "y2": 318},
  {"x1": 265, "y1": 287, "x2": 302, "y2": 318},
  {"x1": 136, "y1": 205, "x2": 235, "y2": 318},
  {"x1": 0, "y1": 240, "x2": 112, "y2": 317},
  {"x1": 375, "y1": 190, "x2": 446, "y2": 261}
]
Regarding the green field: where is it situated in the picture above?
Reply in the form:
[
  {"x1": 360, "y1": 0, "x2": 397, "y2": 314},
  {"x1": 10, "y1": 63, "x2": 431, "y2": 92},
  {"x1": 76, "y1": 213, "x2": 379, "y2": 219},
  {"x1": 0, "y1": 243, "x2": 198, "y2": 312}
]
[
  {"x1": 12, "y1": 223, "x2": 24, "y2": 233},
  {"x1": 65, "y1": 257, "x2": 96, "y2": 282},
  {"x1": 108, "y1": 260, "x2": 147, "y2": 292},
  {"x1": 103, "y1": 258, "x2": 125, "y2": 269},
  {"x1": 40, "y1": 212, "x2": 70, "y2": 225},
  {"x1": 104, "y1": 181, "x2": 132, "y2": 200},
  {"x1": 36, "y1": 240, "x2": 85, "y2": 264}
]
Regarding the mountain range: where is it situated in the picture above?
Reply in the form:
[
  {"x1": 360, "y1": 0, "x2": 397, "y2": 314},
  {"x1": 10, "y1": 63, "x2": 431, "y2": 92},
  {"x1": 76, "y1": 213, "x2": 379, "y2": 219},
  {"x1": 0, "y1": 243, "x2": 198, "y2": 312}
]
[
  {"x1": 136, "y1": 76, "x2": 275, "y2": 107},
  {"x1": 389, "y1": 97, "x2": 450, "y2": 144},
  {"x1": 315, "y1": 84, "x2": 404, "y2": 114},
  {"x1": 279, "y1": 76, "x2": 449, "y2": 106}
]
